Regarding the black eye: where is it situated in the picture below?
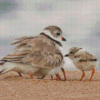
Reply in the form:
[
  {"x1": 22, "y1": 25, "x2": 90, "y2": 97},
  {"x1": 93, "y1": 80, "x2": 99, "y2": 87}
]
[
  {"x1": 56, "y1": 33, "x2": 60, "y2": 36},
  {"x1": 70, "y1": 52, "x2": 74, "y2": 54}
]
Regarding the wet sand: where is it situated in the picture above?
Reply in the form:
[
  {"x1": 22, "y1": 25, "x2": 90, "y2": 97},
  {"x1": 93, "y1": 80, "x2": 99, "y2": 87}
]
[{"x1": 0, "y1": 70, "x2": 100, "y2": 100}]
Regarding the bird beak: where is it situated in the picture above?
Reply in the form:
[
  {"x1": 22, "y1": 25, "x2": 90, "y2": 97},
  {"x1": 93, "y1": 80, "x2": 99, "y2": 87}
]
[
  {"x1": 65, "y1": 54, "x2": 69, "y2": 57},
  {"x1": 61, "y1": 37, "x2": 66, "y2": 41}
]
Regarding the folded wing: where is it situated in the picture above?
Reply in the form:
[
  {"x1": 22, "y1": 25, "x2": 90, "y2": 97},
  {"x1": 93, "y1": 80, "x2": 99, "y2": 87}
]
[
  {"x1": 1, "y1": 35, "x2": 63, "y2": 68},
  {"x1": 77, "y1": 52, "x2": 97, "y2": 62}
]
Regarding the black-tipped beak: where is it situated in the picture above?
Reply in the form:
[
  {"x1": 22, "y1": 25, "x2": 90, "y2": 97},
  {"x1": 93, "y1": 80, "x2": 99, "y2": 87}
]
[
  {"x1": 65, "y1": 54, "x2": 69, "y2": 57},
  {"x1": 61, "y1": 37, "x2": 66, "y2": 41}
]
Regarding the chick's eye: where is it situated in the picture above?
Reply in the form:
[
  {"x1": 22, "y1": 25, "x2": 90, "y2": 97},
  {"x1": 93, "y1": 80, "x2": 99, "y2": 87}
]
[{"x1": 56, "y1": 33, "x2": 60, "y2": 36}]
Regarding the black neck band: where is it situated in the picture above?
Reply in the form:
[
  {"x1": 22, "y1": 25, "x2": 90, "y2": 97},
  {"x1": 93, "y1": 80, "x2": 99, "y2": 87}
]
[{"x1": 40, "y1": 32, "x2": 62, "y2": 47}]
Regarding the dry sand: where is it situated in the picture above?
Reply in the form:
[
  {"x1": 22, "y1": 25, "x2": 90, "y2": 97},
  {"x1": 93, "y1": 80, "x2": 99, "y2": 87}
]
[{"x1": 0, "y1": 70, "x2": 100, "y2": 100}]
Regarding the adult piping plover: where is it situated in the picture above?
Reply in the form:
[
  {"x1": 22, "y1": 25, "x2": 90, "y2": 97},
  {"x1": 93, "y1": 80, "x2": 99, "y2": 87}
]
[
  {"x1": 65, "y1": 47, "x2": 98, "y2": 81},
  {"x1": 0, "y1": 25, "x2": 66, "y2": 80}
]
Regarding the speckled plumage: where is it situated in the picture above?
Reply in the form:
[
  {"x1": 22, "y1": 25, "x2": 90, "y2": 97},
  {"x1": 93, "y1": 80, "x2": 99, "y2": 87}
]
[
  {"x1": 0, "y1": 25, "x2": 66, "y2": 79},
  {"x1": 65, "y1": 47, "x2": 98, "y2": 81}
]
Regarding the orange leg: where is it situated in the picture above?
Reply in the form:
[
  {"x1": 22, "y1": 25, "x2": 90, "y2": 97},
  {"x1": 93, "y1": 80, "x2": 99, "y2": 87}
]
[
  {"x1": 56, "y1": 74, "x2": 61, "y2": 81},
  {"x1": 89, "y1": 68, "x2": 95, "y2": 81},
  {"x1": 80, "y1": 71, "x2": 85, "y2": 81},
  {"x1": 30, "y1": 73, "x2": 33, "y2": 79},
  {"x1": 61, "y1": 68, "x2": 66, "y2": 81}
]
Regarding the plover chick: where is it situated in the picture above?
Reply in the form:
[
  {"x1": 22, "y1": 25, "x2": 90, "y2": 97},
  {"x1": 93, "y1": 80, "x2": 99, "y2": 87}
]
[{"x1": 65, "y1": 47, "x2": 98, "y2": 81}]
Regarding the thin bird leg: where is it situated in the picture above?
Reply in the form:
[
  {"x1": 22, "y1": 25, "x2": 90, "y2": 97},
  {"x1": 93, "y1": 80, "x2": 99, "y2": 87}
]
[
  {"x1": 18, "y1": 72, "x2": 22, "y2": 77},
  {"x1": 30, "y1": 73, "x2": 33, "y2": 79},
  {"x1": 61, "y1": 68, "x2": 66, "y2": 81},
  {"x1": 56, "y1": 74, "x2": 61, "y2": 81},
  {"x1": 51, "y1": 75, "x2": 53, "y2": 80},
  {"x1": 40, "y1": 76, "x2": 45, "y2": 79},
  {"x1": 80, "y1": 70, "x2": 85, "y2": 81},
  {"x1": 89, "y1": 68, "x2": 95, "y2": 81}
]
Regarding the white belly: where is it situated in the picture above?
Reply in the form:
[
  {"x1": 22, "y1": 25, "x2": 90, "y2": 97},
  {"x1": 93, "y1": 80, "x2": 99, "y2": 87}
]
[
  {"x1": 2, "y1": 61, "x2": 64, "y2": 76},
  {"x1": 8, "y1": 63, "x2": 39, "y2": 74},
  {"x1": 48, "y1": 67, "x2": 61, "y2": 75},
  {"x1": 74, "y1": 61, "x2": 98, "y2": 71}
]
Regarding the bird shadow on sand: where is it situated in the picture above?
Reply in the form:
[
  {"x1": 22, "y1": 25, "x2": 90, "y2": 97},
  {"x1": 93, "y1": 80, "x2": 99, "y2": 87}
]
[
  {"x1": 0, "y1": 75, "x2": 24, "y2": 81},
  {"x1": 0, "y1": 75, "x2": 100, "y2": 82},
  {"x1": 63, "y1": 77, "x2": 100, "y2": 82},
  {"x1": 0, "y1": 75, "x2": 64, "y2": 82}
]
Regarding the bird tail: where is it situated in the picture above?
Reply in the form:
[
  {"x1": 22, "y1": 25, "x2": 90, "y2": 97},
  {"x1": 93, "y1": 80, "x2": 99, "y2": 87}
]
[
  {"x1": 0, "y1": 61, "x2": 5, "y2": 74},
  {"x1": 0, "y1": 62, "x2": 15, "y2": 75}
]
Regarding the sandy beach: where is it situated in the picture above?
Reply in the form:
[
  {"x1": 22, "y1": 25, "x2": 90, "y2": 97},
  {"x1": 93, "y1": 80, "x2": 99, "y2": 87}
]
[{"x1": 0, "y1": 70, "x2": 100, "y2": 100}]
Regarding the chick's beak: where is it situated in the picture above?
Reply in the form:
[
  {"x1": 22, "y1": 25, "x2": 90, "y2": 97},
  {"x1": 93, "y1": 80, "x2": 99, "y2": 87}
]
[
  {"x1": 61, "y1": 37, "x2": 66, "y2": 41},
  {"x1": 65, "y1": 54, "x2": 69, "y2": 57}
]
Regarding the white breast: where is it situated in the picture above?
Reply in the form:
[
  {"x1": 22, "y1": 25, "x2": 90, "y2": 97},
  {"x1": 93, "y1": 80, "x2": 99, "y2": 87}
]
[{"x1": 74, "y1": 60, "x2": 98, "y2": 71}]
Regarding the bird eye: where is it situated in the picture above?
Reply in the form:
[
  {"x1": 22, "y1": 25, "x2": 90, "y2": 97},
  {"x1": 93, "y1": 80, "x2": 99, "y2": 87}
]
[{"x1": 56, "y1": 33, "x2": 60, "y2": 36}]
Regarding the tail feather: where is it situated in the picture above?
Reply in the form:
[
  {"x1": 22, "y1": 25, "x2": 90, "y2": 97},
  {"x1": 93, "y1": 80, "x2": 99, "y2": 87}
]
[
  {"x1": 0, "y1": 69, "x2": 5, "y2": 74},
  {"x1": 0, "y1": 61, "x2": 5, "y2": 74},
  {"x1": 0, "y1": 62, "x2": 15, "y2": 75}
]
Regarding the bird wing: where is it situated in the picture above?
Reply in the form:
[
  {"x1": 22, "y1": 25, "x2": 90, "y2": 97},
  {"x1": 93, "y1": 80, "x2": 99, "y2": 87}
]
[
  {"x1": 75, "y1": 51, "x2": 97, "y2": 62},
  {"x1": 1, "y1": 35, "x2": 63, "y2": 68}
]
